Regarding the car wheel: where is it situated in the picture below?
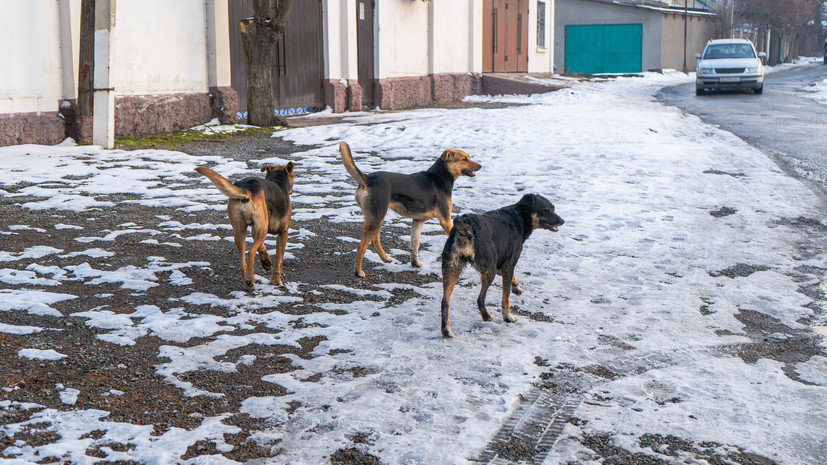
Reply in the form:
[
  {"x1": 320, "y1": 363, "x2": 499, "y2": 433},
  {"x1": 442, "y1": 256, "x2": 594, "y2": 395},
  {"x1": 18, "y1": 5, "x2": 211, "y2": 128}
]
[
  {"x1": 754, "y1": 85, "x2": 763, "y2": 95},
  {"x1": 696, "y1": 87, "x2": 704, "y2": 96}
]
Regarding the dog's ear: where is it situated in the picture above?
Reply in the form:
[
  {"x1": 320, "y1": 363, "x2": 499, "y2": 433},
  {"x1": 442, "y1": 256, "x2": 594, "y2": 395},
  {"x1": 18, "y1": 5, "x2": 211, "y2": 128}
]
[
  {"x1": 285, "y1": 161, "x2": 294, "y2": 174},
  {"x1": 260, "y1": 165, "x2": 272, "y2": 173},
  {"x1": 440, "y1": 149, "x2": 458, "y2": 162},
  {"x1": 519, "y1": 193, "x2": 537, "y2": 210}
]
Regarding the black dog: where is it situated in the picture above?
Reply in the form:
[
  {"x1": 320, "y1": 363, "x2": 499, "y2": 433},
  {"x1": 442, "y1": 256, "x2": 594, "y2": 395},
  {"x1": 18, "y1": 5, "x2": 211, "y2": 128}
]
[{"x1": 440, "y1": 194, "x2": 564, "y2": 338}]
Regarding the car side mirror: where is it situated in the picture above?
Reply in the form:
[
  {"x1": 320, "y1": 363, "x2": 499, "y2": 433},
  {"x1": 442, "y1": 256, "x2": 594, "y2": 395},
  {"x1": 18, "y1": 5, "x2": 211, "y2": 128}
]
[
  {"x1": 695, "y1": 54, "x2": 701, "y2": 59},
  {"x1": 758, "y1": 52, "x2": 766, "y2": 58}
]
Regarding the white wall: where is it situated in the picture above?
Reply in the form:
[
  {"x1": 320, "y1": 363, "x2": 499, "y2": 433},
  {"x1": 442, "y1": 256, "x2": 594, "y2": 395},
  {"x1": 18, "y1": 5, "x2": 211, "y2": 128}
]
[
  {"x1": 323, "y1": 0, "x2": 358, "y2": 80},
  {"x1": 432, "y1": 1, "x2": 475, "y2": 74},
  {"x1": 0, "y1": 0, "x2": 233, "y2": 116},
  {"x1": 113, "y1": 0, "x2": 210, "y2": 95},
  {"x1": 0, "y1": 1, "x2": 72, "y2": 114},
  {"x1": 528, "y1": 0, "x2": 554, "y2": 73},
  {"x1": 376, "y1": 1, "x2": 430, "y2": 78}
]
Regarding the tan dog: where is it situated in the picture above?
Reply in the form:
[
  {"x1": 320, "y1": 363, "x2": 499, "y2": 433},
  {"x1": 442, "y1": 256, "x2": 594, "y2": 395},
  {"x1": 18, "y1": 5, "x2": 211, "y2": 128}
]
[
  {"x1": 195, "y1": 163, "x2": 294, "y2": 291},
  {"x1": 339, "y1": 141, "x2": 481, "y2": 277}
]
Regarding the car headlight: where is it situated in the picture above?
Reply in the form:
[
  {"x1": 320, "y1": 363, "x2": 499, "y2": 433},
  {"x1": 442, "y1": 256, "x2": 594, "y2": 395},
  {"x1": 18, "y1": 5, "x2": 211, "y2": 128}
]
[
  {"x1": 745, "y1": 66, "x2": 760, "y2": 74},
  {"x1": 698, "y1": 68, "x2": 715, "y2": 76}
]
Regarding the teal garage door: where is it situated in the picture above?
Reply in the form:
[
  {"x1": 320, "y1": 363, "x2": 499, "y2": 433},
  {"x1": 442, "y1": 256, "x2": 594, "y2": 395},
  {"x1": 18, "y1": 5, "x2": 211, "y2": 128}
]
[{"x1": 565, "y1": 24, "x2": 642, "y2": 74}]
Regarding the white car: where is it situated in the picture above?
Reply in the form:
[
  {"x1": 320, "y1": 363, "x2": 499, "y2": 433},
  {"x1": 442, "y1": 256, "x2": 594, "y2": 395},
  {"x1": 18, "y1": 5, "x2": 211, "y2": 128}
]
[{"x1": 695, "y1": 39, "x2": 766, "y2": 95}]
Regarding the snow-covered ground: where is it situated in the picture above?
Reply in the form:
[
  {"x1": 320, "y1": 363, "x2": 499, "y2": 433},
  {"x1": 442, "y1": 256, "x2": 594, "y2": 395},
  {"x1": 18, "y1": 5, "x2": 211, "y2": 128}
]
[{"x1": 1, "y1": 71, "x2": 826, "y2": 464}]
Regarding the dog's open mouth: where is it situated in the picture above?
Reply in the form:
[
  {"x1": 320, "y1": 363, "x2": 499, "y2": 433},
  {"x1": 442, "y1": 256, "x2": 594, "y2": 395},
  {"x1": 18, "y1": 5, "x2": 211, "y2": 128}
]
[
  {"x1": 549, "y1": 226, "x2": 559, "y2": 232},
  {"x1": 461, "y1": 169, "x2": 477, "y2": 177}
]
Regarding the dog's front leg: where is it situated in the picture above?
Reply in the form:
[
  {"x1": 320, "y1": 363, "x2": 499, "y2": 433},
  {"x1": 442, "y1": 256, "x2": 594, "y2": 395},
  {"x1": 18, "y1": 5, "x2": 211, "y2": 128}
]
[
  {"x1": 245, "y1": 227, "x2": 268, "y2": 291},
  {"x1": 410, "y1": 220, "x2": 425, "y2": 267},
  {"x1": 500, "y1": 268, "x2": 518, "y2": 323},
  {"x1": 257, "y1": 243, "x2": 272, "y2": 272},
  {"x1": 272, "y1": 229, "x2": 288, "y2": 286}
]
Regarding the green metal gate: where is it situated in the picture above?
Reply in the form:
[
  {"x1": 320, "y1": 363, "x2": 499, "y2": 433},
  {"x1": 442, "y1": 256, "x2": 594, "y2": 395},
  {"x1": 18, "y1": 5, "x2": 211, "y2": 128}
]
[{"x1": 564, "y1": 24, "x2": 642, "y2": 74}]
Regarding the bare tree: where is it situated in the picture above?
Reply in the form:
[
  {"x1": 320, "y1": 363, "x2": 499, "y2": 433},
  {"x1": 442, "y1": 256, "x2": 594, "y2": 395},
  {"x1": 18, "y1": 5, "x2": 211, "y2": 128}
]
[
  {"x1": 241, "y1": 0, "x2": 294, "y2": 127},
  {"x1": 736, "y1": 0, "x2": 823, "y2": 57}
]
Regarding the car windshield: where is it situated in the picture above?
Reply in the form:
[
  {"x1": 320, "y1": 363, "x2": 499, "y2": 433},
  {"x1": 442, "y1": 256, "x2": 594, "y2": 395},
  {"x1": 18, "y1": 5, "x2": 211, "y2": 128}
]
[{"x1": 703, "y1": 43, "x2": 756, "y2": 59}]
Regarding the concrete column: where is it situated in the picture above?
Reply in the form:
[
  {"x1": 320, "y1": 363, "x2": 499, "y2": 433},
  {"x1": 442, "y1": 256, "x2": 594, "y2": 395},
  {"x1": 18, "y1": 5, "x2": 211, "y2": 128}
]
[
  {"x1": 58, "y1": 0, "x2": 76, "y2": 99},
  {"x1": 548, "y1": 0, "x2": 555, "y2": 74},
  {"x1": 347, "y1": 0, "x2": 359, "y2": 80},
  {"x1": 93, "y1": 0, "x2": 115, "y2": 149},
  {"x1": 205, "y1": 0, "x2": 232, "y2": 88}
]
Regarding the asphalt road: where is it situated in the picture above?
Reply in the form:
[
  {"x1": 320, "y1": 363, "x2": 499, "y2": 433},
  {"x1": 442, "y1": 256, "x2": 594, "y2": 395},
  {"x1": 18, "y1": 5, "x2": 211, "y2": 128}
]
[{"x1": 657, "y1": 63, "x2": 827, "y2": 198}]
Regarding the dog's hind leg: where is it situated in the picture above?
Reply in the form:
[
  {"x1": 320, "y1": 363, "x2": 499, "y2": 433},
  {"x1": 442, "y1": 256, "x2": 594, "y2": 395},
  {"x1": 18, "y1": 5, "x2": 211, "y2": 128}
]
[
  {"x1": 410, "y1": 220, "x2": 425, "y2": 267},
  {"x1": 371, "y1": 227, "x2": 393, "y2": 263},
  {"x1": 355, "y1": 224, "x2": 385, "y2": 277},
  {"x1": 441, "y1": 266, "x2": 460, "y2": 338},
  {"x1": 477, "y1": 271, "x2": 495, "y2": 322},
  {"x1": 500, "y1": 267, "x2": 518, "y2": 323}
]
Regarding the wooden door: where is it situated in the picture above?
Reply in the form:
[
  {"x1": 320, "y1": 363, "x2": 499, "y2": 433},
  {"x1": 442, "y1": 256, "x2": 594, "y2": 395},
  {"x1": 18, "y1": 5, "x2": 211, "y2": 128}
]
[
  {"x1": 228, "y1": 0, "x2": 324, "y2": 115},
  {"x1": 483, "y1": 0, "x2": 528, "y2": 72},
  {"x1": 357, "y1": 0, "x2": 375, "y2": 107}
]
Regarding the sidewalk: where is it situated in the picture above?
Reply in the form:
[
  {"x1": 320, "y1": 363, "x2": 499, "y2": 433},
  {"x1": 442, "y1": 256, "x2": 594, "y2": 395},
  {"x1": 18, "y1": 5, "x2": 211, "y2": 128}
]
[{"x1": 0, "y1": 71, "x2": 824, "y2": 464}]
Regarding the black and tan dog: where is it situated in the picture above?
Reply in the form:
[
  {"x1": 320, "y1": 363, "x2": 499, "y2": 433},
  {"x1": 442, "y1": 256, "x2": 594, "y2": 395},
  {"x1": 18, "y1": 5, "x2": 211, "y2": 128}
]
[
  {"x1": 440, "y1": 194, "x2": 564, "y2": 338},
  {"x1": 339, "y1": 141, "x2": 481, "y2": 277},
  {"x1": 195, "y1": 163, "x2": 294, "y2": 291}
]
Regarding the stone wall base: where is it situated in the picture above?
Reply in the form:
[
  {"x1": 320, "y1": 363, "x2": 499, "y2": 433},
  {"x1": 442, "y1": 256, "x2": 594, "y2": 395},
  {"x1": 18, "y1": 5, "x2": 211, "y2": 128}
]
[
  {"x1": 0, "y1": 112, "x2": 66, "y2": 146},
  {"x1": 372, "y1": 73, "x2": 558, "y2": 111},
  {"x1": 114, "y1": 93, "x2": 211, "y2": 137},
  {"x1": 325, "y1": 79, "x2": 362, "y2": 113},
  {"x1": 1, "y1": 88, "x2": 239, "y2": 147}
]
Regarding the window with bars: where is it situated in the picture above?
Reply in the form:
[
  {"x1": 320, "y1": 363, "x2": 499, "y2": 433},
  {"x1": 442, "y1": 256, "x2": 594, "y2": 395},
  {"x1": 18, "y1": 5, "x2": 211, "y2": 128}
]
[{"x1": 537, "y1": 1, "x2": 546, "y2": 47}]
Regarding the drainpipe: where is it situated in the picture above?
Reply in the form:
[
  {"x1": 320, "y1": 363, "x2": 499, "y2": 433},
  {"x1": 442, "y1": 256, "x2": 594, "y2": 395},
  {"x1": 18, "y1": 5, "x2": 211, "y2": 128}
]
[{"x1": 93, "y1": 0, "x2": 116, "y2": 149}]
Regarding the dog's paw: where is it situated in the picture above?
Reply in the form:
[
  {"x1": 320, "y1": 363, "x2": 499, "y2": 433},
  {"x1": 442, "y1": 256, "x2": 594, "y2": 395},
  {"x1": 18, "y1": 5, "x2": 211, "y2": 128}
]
[
  {"x1": 261, "y1": 260, "x2": 272, "y2": 272},
  {"x1": 411, "y1": 259, "x2": 422, "y2": 268},
  {"x1": 503, "y1": 314, "x2": 518, "y2": 323},
  {"x1": 355, "y1": 269, "x2": 366, "y2": 278},
  {"x1": 442, "y1": 328, "x2": 454, "y2": 338},
  {"x1": 380, "y1": 255, "x2": 393, "y2": 263},
  {"x1": 511, "y1": 285, "x2": 522, "y2": 296},
  {"x1": 244, "y1": 280, "x2": 255, "y2": 292}
]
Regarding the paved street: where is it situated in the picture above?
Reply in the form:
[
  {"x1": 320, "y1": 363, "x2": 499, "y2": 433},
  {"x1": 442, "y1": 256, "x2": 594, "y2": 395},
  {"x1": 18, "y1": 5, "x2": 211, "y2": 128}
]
[{"x1": 657, "y1": 62, "x2": 827, "y2": 196}]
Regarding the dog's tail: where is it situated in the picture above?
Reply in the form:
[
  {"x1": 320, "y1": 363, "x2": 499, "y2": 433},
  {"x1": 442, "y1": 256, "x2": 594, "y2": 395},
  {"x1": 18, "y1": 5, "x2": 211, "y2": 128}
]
[
  {"x1": 195, "y1": 167, "x2": 251, "y2": 200},
  {"x1": 339, "y1": 141, "x2": 368, "y2": 187},
  {"x1": 441, "y1": 215, "x2": 475, "y2": 269}
]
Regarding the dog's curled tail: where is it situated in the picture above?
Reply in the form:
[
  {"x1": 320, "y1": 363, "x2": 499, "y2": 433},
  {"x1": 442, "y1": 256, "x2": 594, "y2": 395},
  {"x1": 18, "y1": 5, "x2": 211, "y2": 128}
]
[
  {"x1": 195, "y1": 167, "x2": 251, "y2": 200},
  {"x1": 339, "y1": 141, "x2": 368, "y2": 187}
]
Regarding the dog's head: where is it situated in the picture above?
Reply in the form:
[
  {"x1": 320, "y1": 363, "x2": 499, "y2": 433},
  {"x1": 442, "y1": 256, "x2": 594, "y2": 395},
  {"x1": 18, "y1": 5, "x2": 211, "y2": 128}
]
[
  {"x1": 441, "y1": 149, "x2": 482, "y2": 180},
  {"x1": 519, "y1": 194, "x2": 564, "y2": 232},
  {"x1": 261, "y1": 162, "x2": 295, "y2": 194}
]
